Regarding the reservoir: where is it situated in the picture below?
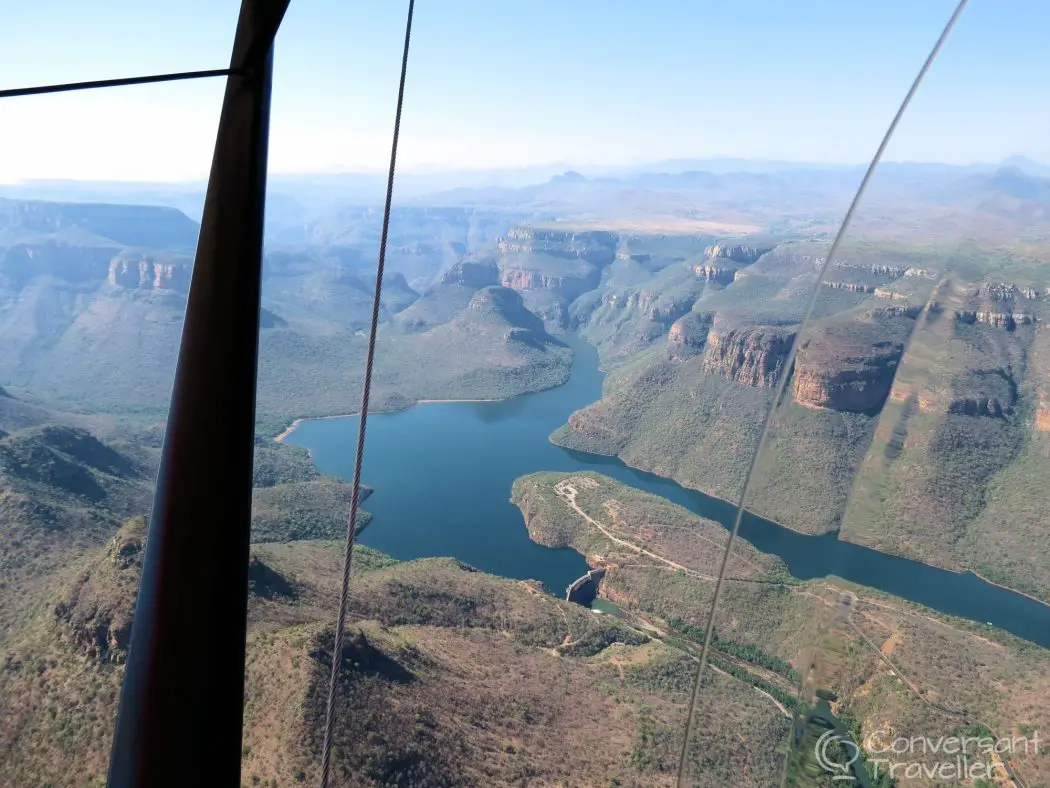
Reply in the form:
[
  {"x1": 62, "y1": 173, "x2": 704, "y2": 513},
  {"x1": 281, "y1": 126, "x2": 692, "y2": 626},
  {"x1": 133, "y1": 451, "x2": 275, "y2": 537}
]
[{"x1": 284, "y1": 336, "x2": 1050, "y2": 649}]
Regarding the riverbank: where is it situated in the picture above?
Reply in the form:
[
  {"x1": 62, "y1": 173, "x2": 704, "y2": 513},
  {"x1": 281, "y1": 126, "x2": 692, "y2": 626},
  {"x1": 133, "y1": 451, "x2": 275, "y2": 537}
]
[
  {"x1": 270, "y1": 397, "x2": 499, "y2": 441},
  {"x1": 972, "y1": 570, "x2": 1050, "y2": 610},
  {"x1": 276, "y1": 398, "x2": 504, "y2": 442},
  {"x1": 274, "y1": 413, "x2": 352, "y2": 443},
  {"x1": 546, "y1": 433, "x2": 1050, "y2": 597}
]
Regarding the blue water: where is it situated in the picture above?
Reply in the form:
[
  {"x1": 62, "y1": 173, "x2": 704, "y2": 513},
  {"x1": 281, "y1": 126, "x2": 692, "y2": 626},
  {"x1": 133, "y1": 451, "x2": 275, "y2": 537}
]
[{"x1": 285, "y1": 337, "x2": 1050, "y2": 648}]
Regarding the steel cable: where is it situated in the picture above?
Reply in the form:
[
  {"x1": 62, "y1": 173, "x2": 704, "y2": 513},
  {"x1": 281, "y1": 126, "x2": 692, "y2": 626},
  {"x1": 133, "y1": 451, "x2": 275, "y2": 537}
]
[
  {"x1": 673, "y1": 1, "x2": 970, "y2": 785},
  {"x1": 318, "y1": 1, "x2": 415, "y2": 785}
]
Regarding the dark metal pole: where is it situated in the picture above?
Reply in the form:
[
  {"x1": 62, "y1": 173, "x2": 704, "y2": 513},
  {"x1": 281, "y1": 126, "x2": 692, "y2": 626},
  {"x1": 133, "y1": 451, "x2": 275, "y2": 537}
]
[{"x1": 108, "y1": 1, "x2": 289, "y2": 786}]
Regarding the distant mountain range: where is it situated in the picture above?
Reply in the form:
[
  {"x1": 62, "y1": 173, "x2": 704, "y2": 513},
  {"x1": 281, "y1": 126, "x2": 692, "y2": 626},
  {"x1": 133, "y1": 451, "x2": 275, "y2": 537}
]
[{"x1": 3, "y1": 155, "x2": 1047, "y2": 223}]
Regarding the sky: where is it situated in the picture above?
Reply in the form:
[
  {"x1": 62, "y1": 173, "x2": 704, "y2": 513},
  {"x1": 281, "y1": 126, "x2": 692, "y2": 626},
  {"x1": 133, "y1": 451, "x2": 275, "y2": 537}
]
[{"x1": 1, "y1": 0, "x2": 1049, "y2": 182}]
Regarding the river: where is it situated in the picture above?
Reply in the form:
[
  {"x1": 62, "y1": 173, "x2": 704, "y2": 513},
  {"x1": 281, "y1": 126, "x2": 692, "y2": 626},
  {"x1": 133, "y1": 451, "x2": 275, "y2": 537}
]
[{"x1": 283, "y1": 336, "x2": 1050, "y2": 649}]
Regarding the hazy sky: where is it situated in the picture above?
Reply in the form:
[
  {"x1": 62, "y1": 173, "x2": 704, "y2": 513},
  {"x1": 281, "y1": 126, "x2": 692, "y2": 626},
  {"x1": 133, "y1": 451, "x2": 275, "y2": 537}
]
[{"x1": 2, "y1": 0, "x2": 1048, "y2": 182}]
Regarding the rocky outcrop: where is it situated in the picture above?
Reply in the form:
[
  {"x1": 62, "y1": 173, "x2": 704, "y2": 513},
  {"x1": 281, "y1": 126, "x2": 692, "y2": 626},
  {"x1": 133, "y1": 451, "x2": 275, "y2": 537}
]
[
  {"x1": 701, "y1": 323, "x2": 796, "y2": 388},
  {"x1": 947, "y1": 369, "x2": 1017, "y2": 419},
  {"x1": 496, "y1": 227, "x2": 618, "y2": 303},
  {"x1": 704, "y1": 244, "x2": 772, "y2": 265},
  {"x1": 54, "y1": 516, "x2": 147, "y2": 663},
  {"x1": 954, "y1": 310, "x2": 1034, "y2": 330},
  {"x1": 599, "y1": 290, "x2": 695, "y2": 325},
  {"x1": 833, "y1": 262, "x2": 907, "y2": 278},
  {"x1": 793, "y1": 321, "x2": 908, "y2": 413},
  {"x1": 108, "y1": 258, "x2": 192, "y2": 292},
  {"x1": 498, "y1": 266, "x2": 602, "y2": 301},
  {"x1": 949, "y1": 397, "x2": 1010, "y2": 418},
  {"x1": 904, "y1": 267, "x2": 936, "y2": 279},
  {"x1": 498, "y1": 228, "x2": 618, "y2": 266},
  {"x1": 952, "y1": 280, "x2": 1040, "y2": 330},
  {"x1": 874, "y1": 288, "x2": 910, "y2": 302},
  {"x1": 822, "y1": 281, "x2": 876, "y2": 293},
  {"x1": 872, "y1": 305, "x2": 924, "y2": 319},
  {"x1": 439, "y1": 259, "x2": 499, "y2": 288},
  {"x1": 667, "y1": 312, "x2": 713, "y2": 359},
  {"x1": 464, "y1": 286, "x2": 547, "y2": 336},
  {"x1": 616, "y1": 251, "x2": 652, "y2": 264},
  {"x1": 980, "y1": 282, "x2": 1038, "y2": 301},
  {"x1": 694, "y1": 264, "x2": 737, "y2": 285}
]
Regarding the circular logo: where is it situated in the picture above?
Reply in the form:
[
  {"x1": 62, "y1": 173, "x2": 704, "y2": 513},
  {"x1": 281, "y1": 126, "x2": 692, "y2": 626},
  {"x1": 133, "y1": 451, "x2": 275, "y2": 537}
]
[{"x1": 815, "y1": 729, "x2": 860, "y2": 781}]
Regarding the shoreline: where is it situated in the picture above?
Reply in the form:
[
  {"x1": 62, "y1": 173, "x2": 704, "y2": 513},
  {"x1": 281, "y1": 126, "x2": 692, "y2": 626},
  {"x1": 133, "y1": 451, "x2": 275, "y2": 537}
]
[
  {"x1": 417, "y1": 398, "x2": 497, "y2": 404},
  {"x1": 547, "y1": 435, "x2": 1050, "y2": 608},
  {"x1": 971, "y1": 570, "x2": 1050, "y2": 610},
  {"x1": 274, "y1": 397, "x2": 502, "y2": 443}
]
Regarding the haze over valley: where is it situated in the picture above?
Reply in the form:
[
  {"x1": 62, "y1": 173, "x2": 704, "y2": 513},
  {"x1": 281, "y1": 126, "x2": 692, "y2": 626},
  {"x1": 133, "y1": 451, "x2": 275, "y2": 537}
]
[{"x1": 4, "y1": 155, "x2": 1050, "y2": 786}]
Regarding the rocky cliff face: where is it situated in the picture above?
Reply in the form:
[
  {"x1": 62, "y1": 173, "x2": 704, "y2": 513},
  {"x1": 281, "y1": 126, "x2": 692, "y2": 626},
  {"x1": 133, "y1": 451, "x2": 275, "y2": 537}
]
[
  {"x1": 0, "y1": 242, "x2": 193, "y2": 293},
  {"x1": 980, "y1": 281, "x2": 1039, "y2": 301},
  {"x1": 947, "y1": 368, "x2": 1017, "y2": 419},
  {"x1": 694, "y1": 264, "x2": 737, "y2": 285},
  {"x1": 498, "y1": 228, "x2": 618, "y2": 265},
  {"x1": 495, "y1": 227, "x2": 619, "y2": 303},
  {"x1": 108, "y1": 258, "x2": 192, "y2": 292},
  {"x1": 704, "y1": 244, "x2": 772, "y2": 264},
  {"x1": 951, "y1": 280, "x2": 1040, "y2": 330},
  {"x1": 701, "y1": 323, "x2": 796, "y2": 388},
  {"x1": 954, "y1": 310, "x2": 1034, "y2": 330},
  {"x1": 498, "y1": 265, "x2": 603, "y2": 301},
  {"x1": 0, "y1": 198, "x2": 200, "y2": 250},
  {"x1": 793, "y1": 320, "x2": 908, "y2": 413},
  {"x1": 54, "y1": 516, "x2": 147, "y2": 663},
  {"x1": 833, "y1": 262, "x2": 907, "y2": 278},
  {"x1": 599, "y1": 290, "x2": 696, "y2": 325},
  {"x1": 440, "y1": 259, "x2": 499, "y2": 288},
  {"x1": 822, "y1": 281, "x2": 876, "y2": 293},
  {"x1": 667, "y1": 312, "x2": 714, "y2": 359}
]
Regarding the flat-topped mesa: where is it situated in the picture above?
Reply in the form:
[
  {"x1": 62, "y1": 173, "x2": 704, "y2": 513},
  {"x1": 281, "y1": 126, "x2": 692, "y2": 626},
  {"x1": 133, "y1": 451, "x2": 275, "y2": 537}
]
[
  {"x1": 0, "y1": 198, "x2": 200, "y2": 250},
  {"x1": 0, "y1": 243, "x2": 117, "y2": 285},
  {"x1": 793, "y1": 320, "x2": 908, "y2": 413},
  {"x1": 498, "y1": 227, "x2": 619, "y2": 265},
  {"x1": 704, "y1": 243, "x2": 772, "y2": 265},
  {"x1": 701, "y1": 322, "x2": 796, "y2": 388},
  {"x1": 439, "y1": 258, "x2": 499, "y2": 289},
  {"x1": 667, "y1": 311, "x2": 714, "y2": 359},
  {"x1": 107, "y1": 258, "x2": 192, "y2": 293},
  {"x1": 954, "y1": 310, "x2": 1035, "y2": 330},
  {"x1": 952, "y1": 281, "x2": 1040, "y2": 330}
]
